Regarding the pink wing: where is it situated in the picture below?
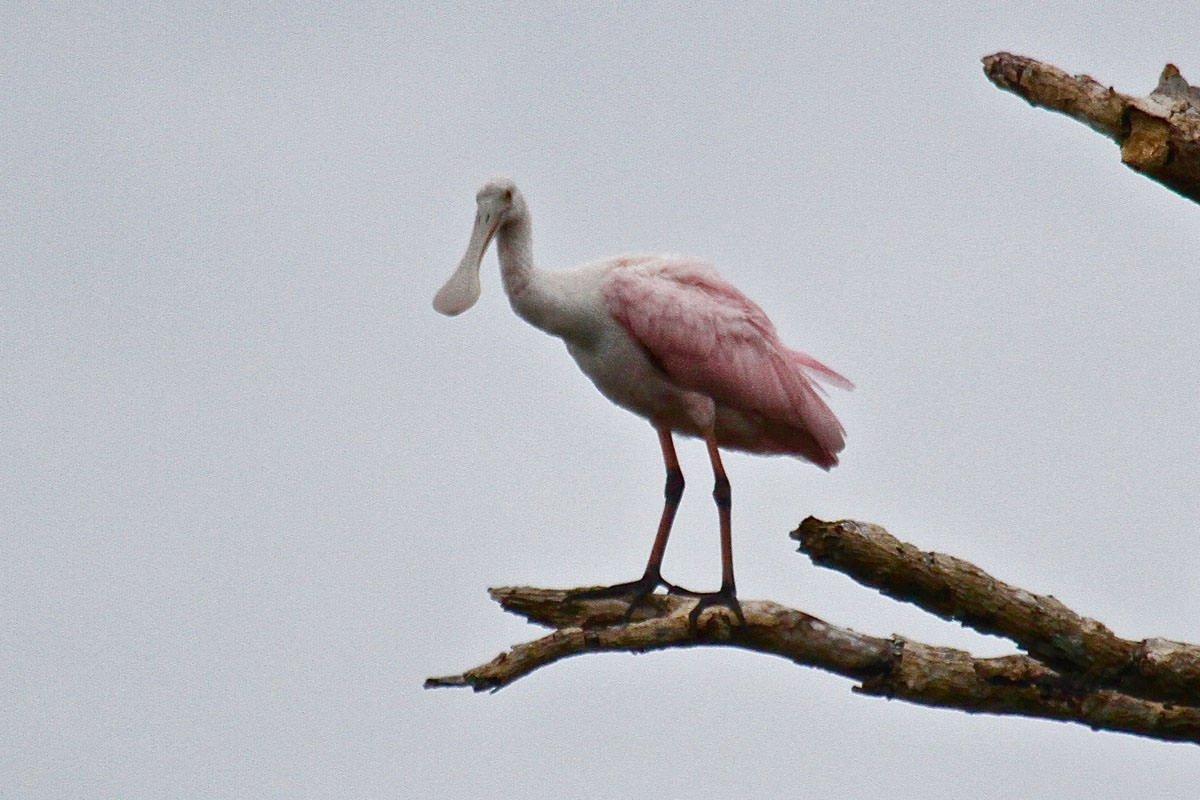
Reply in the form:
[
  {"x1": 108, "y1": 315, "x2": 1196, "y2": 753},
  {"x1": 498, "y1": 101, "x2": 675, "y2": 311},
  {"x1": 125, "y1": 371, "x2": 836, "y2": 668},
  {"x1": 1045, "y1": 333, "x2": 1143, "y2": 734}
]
[{"x1": 603, "y1": 257, "x2": 851, "y2": 465}]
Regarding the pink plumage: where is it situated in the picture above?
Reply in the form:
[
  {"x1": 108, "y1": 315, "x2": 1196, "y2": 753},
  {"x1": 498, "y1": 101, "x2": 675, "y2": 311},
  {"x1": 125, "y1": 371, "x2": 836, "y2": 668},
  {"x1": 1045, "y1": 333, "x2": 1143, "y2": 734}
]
[
  {"x1": 434, "y1": 177, "x2": 852, "y2": 625},
  {"x1": 602, "y1": 256, "x2": 851, "y2": 467}
]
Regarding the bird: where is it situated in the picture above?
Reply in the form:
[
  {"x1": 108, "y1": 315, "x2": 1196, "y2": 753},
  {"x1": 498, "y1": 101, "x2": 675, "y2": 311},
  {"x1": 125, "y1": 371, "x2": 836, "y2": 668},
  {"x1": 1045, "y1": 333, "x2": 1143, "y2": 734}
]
[{"x1": 433, "y1": 176, "x2": 851, "y2": 627}]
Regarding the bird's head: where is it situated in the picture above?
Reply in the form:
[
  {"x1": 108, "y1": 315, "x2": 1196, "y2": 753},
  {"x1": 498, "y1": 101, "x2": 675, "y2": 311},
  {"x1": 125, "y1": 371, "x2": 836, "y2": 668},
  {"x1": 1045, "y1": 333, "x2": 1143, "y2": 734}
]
[
  {"x1": 474, "y1": 176, "x2": 526, "y2": 225},
  {"x1": 433, "y1": 177, "x2": 526, "y2": 316}
]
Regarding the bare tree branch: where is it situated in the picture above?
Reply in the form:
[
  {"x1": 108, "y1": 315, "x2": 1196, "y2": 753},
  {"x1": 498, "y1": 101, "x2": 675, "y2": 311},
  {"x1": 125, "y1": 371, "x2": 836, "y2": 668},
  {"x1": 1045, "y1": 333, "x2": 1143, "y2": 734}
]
[
  {"x1": 425, "y1": 585, "x2": 1200, "y2": 744},
  {"x1": 792, "y1": 517, "x2": 1200, "y2": 708},
  {"x1": 982, "y1": 52, "x2": 1200, "y2": 203}
]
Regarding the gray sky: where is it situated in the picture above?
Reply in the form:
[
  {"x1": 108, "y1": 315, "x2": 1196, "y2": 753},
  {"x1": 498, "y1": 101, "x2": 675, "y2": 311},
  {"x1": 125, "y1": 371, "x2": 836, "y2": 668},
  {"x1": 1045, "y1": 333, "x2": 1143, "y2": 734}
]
[{"x1": 5, "y1": 3, "x2": 1199, "y2": 797}]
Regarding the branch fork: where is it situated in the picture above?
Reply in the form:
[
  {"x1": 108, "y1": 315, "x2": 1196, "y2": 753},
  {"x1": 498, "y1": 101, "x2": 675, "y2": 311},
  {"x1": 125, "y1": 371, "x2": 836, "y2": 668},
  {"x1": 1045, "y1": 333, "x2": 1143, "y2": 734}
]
[{"x1": 427, "y1": 517, "x2": 1200, "y2": 745}]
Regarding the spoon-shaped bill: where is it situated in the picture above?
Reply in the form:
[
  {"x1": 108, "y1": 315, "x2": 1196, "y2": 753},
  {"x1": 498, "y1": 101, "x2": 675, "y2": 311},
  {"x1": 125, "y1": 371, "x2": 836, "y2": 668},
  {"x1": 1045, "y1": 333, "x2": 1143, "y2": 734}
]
[
  {"x1": 433, "y1": 213, "x2": 498, "y2": 316},
  {"x1": 432, "y1": 258, "x2": 480, "y2": 316}
]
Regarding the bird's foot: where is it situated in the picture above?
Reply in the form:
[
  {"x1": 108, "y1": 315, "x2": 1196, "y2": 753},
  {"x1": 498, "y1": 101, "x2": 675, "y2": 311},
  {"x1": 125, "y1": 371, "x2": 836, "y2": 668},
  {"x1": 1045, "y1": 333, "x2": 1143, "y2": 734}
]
[
  {"x1": 567, "y1": 572, "x2": 677, "y2": 623},
  {"x1": 668, "y1": 583, "x2": 745, "y2": 632}
]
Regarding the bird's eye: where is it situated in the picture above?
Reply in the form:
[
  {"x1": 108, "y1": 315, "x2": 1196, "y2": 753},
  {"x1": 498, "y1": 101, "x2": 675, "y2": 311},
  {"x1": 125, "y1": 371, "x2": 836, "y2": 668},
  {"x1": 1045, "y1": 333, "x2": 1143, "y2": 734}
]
[{"x1": 503, "y1": 188, "x2": 513, "y2": 203}]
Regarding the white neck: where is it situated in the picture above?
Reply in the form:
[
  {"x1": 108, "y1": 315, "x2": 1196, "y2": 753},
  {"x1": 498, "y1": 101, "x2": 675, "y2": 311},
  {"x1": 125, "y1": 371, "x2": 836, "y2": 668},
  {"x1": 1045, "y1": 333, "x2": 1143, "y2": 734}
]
[
  {"x1": 497, "y1": 215, "x2": 534, "y2": 303},
  {"x1": 495, "y1": 212, "x2": 573, "y2": 336}
]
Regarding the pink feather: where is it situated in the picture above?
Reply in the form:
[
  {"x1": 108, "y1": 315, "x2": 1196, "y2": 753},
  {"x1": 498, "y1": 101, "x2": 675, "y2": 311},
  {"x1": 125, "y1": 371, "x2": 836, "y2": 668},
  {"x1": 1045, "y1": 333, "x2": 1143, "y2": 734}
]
[{"x1": 602, "y1": 257, "x2": 851, "y2": 467}]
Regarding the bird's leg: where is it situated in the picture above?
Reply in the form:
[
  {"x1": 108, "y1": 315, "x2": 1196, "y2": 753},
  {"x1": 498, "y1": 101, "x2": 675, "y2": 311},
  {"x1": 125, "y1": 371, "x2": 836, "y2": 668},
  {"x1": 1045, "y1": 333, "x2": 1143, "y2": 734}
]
[
  {"x1": 568, "y1": 428, "x2": 683, "y2": 619},
  {"x1": 672, "y1": 433, "x2": 745, "y2": 630},
  {"x1": 641, "y1": 428, "x2": 685, "y2": 590}
]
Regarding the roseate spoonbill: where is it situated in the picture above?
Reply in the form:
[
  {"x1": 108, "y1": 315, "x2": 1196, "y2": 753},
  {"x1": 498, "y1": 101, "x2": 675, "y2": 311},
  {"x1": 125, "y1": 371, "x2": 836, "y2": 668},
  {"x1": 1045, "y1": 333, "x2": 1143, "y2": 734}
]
[{"x1": 434, "y1": 177, "x2": 851, "y2": 627}]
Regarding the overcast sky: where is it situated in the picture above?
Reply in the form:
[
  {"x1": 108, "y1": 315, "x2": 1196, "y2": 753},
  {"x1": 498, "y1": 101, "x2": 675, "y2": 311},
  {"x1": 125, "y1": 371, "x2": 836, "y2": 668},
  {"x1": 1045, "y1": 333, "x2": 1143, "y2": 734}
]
[{"x1": 5, "y1": 3, "x2": 1199, "y2": 798}]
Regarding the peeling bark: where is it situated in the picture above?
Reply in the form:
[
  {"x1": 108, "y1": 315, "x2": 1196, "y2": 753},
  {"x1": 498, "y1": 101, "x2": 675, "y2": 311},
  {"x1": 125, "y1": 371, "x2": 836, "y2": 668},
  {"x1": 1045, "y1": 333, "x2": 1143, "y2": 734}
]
[{"x1": 983, "y1": 52, "x2": 1200, "y2": 202}]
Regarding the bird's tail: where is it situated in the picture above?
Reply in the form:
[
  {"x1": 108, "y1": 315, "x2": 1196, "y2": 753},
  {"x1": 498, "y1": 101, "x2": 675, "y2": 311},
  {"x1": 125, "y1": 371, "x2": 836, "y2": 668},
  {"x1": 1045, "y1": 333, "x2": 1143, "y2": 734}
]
[{"x1": 788, "y1": 350, "x2": 854, "y2": 392}]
